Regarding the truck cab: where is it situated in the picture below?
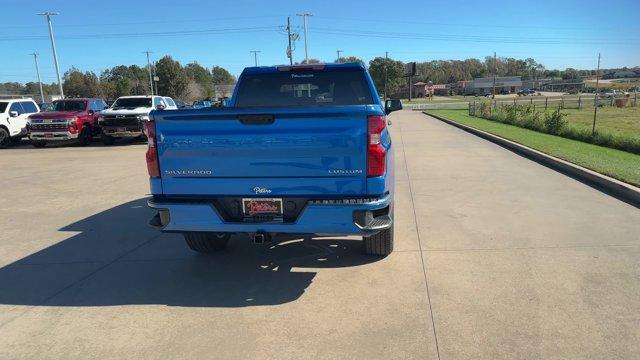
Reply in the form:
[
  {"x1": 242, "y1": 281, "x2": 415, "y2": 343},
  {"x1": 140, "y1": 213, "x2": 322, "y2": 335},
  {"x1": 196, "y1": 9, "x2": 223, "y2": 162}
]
[
  {"x1": 146, "y1": 63, "x2": 402, "y2": 255},
  {"x1": 27, "y1": 98, "x2": 107, "y2": 147},
  {"x1": 98, "y1": 95, "x2": 176, "y2": 145},
  {"x1": 0, "y1": 98, "x2": 40, "y2": 148}
]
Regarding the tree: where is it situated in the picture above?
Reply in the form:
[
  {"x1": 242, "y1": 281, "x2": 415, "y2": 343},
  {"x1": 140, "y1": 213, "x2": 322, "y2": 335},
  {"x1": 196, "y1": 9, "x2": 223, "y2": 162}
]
[
  {"x1": 336, "y1": 56, "x2": 364, "y2": 65},
  {"x1": 100, "y1": 65, "x2": 150, "y2": 99},
  {"x1": 211, "y1": 66, "x2": 236, "y2": 85},
  {"x1": 185, "y1": 62, "x2": 213, "y2": 99},
  {"x1": 562, "y1": 68, "x2": 580, "y2": 80},
  {"x1": 155, "y1": 56, "x2": 188, "y2": 99},
  {"x1": 368, "y1": 57, "x2": 405, "y2": 97},
  {"x1": 62, "y1": 68, "x2": 101, "y2": 98}
]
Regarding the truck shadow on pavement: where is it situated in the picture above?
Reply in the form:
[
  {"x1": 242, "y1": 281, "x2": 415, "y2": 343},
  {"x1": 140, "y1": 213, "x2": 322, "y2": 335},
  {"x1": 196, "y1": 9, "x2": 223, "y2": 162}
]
[{"x1": 0, "y1": 198, "x2": 381, "y2": 308}]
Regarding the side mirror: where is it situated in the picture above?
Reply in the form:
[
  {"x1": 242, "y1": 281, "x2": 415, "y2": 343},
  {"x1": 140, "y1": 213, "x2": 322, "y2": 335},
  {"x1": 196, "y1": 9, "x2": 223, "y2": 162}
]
[
  {"x1": 9, "y1": 111, "x2": 18, "y2": 117},
  {"x1": 88, "y1": 109, "x2": 95, "y2": 115},
  {"x1": 156, "y1": 104, "x2": 166, "y2": 110},
  {"x1": 384, "y1": 99, "x2": 402, "y2": 115}
]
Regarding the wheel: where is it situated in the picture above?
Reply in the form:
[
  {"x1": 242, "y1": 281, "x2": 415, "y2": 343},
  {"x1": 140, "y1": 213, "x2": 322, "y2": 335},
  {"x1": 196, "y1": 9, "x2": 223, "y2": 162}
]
[
  {"x1": 78, "y1": 125, "x2": 92, "y2": 146},
  {"x1": 363, "y1": 225, "x2": 394, "y2": 256},
  {"x1": 31, "y1": 141, "x2": 46, "y2": 148},
  {"x1": 0, "y1": 128, "x2": 9, "y2": 148},
  {"x1": 101, "y1": 133, "x2": 115, "y2": 145},
  {"x1": 184, "y1": 232, "x2": 230, "y2": 253}
]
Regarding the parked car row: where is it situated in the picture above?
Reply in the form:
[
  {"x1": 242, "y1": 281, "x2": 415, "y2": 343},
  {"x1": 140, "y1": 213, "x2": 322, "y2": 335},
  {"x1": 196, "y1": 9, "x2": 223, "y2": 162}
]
[{"x1": 0, "y1": 95, "x2": 178, "y2": 148}]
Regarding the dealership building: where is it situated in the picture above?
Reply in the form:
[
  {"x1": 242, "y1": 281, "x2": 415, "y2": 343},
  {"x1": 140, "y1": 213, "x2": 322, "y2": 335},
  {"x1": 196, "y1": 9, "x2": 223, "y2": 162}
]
[{"x1": 463, "y1": 76, "x2": 522, "y2": 95}]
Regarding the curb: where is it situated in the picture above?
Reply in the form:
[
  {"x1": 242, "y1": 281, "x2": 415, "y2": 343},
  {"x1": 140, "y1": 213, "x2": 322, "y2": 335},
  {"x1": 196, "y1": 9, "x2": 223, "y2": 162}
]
[{"x1": 426, "y1": 112, "x2": 640, "y2": 208}]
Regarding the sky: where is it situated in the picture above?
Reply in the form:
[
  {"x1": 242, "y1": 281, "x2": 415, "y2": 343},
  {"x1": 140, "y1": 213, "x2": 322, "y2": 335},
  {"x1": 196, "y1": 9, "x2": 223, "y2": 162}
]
[{"x1": 1, "y1": 0, "x2": 638, "y2": 84}]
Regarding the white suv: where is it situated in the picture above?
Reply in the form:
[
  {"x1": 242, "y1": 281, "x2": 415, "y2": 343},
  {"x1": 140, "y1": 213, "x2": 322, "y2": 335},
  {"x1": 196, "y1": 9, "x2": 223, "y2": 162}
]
[{"x1": 0, "y1": 98, "x2": 40, "y2": 147}]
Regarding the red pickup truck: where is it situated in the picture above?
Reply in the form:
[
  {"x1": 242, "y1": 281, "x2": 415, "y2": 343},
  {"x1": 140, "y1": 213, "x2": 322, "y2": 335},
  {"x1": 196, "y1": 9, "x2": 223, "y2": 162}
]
[{"x1": 28, "y1": 98, "x2": 107, "y2": 148}]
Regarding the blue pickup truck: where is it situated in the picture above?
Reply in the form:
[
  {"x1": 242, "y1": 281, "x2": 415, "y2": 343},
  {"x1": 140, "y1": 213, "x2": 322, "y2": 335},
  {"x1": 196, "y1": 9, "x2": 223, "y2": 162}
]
[{"x1": 146, "y1": 62, "x2": 402, "y2": 255}]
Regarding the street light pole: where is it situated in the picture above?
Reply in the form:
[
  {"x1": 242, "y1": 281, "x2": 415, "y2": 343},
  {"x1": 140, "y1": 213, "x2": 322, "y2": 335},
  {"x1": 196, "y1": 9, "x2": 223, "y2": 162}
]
[
  {"x1": 336, "y1": 50, "x2": 343, "y2": 62},
  {"x1": 30, "y1": 53, "x2": 45, "y2": 103},
  {"x1": 144, "y1": 51, "x2": 154, "y2": 96},
  {"x1": 38, "y1": 12, "x2": 64, "y2": 98},
  {"x1": 250, "y1": 50, "x2": 261, "y2": 66},
  {"x1": 297, "y1": 12, "x2": 312, "y2": 64}
]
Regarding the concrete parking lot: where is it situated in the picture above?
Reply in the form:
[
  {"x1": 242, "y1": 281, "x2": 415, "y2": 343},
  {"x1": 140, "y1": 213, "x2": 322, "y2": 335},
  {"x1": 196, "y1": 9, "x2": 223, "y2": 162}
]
[{"x1": 0, "y1": 111, "x2": 638, "y2": 359}]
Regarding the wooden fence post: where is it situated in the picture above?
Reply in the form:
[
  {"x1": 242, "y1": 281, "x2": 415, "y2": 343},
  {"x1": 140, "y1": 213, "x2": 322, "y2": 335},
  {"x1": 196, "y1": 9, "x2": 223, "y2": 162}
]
[
  {"x1": 530, "y1": 97, "x2": 533, "y2": 105},
  {"x1": 561, "y1": 96, "x2": 564, "y2": 109},
  {"x1": 513, "y1": 99, "x2": 516, "y2": 106},
  {"x1": 545, "y1": 97, "x2": 548, "y2": 110},
  {"x1": 578, "y1": 96, "x2": 581, "y2": 109}
]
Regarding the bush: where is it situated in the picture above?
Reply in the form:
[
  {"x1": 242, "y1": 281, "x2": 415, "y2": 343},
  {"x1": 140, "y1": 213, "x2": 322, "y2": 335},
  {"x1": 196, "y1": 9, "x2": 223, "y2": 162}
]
[
  {"x1": 543, "y1": 108, "x2": 567, "y2": 134},
  {"x1": 469, "y1": 102, "x2": 640, "y2": 154}
]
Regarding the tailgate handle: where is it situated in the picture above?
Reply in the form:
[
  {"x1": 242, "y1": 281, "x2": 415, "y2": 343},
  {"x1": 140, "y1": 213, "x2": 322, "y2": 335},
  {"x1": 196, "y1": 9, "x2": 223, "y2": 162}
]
[{"x1": 238, "y1": 114, "x2": 275, "y2": 125}]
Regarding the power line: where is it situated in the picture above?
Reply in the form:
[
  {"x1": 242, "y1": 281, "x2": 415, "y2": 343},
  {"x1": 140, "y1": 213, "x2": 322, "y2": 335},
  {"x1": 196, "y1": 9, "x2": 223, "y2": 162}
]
[
  {"x1": 309, "y1": 27, "x2": 640, "y2": 45},
  {"x1": 0, "y1": 26, "x2": 282, "y2": 41}
]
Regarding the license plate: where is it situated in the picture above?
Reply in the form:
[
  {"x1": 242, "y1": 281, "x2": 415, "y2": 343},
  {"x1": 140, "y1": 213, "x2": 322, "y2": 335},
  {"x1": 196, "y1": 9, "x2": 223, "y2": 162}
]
[
  {"x1": 44, "y1": 133, "x2": 53, "y2": 138},
  {"x1": 117, "y1": 127, "x2": 126, "y2": 132},
  {"x1": 242, "y1": 198, "x2": 283, "y2": 216}
]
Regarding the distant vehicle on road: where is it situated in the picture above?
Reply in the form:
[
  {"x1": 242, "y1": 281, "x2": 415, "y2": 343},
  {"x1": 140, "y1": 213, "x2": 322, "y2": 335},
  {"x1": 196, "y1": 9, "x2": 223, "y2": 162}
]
[
  {"x1": 518, "y1": 89, "x2": 537, "y2": 96},
  {"x1": 0, "y1": 98, "x2": 40, "y2": 147},
  {"x1": 27, "y1": 98, "x2": 107, "y2": 148},
  {"x1": 98, "y1": 95, "x2": 176, "y2": 145},
  {"x1": 192, "y1": 100, "x2": 212, "y2": 109},
  {"x1": 147, "y1": 63, "x2": 401, "y2": 256}
]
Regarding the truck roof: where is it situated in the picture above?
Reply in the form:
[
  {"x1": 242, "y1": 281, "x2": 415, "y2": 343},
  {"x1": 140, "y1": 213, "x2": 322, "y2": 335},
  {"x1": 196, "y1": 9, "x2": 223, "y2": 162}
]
[{"x1": 241, "y1": 62, "x2": 366, "y2": 75}]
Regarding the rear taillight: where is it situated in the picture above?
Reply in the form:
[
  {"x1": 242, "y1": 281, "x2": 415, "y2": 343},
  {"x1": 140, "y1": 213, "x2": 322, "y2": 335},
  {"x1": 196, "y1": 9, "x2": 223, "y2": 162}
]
[
  {"x1": 143, "y1": 120, "x2": 160, "y2": 178},
  {"x1": 367, "y1": 115, "x2": 386, "y2": 177}
]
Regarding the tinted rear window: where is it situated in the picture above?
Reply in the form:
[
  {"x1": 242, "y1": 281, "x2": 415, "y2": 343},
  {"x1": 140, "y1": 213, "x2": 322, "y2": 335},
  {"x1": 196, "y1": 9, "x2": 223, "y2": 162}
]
[
  {"x1": 235, "y1": 70, "x2": 374, "y2": 107},
  {"x1": 0, "y1": 102, "x2": 7, "y2": 113}
]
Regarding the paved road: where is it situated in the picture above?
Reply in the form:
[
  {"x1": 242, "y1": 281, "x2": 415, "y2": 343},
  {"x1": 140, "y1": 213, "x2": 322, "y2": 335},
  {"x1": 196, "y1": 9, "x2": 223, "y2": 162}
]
[{"x1": 0, "y1": 111, "x2": 638, "y2": 359}]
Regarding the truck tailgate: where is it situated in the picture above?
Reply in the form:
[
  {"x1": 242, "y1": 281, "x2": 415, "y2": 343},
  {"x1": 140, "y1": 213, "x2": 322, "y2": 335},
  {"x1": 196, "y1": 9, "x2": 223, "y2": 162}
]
[{"x1": 154, "y1": 106, "x2": 371, "y2": 196}]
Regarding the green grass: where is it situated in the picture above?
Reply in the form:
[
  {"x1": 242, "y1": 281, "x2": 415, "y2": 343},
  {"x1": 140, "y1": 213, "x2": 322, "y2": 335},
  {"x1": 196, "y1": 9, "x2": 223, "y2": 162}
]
[
  {"x1": 558, "y1": 107, "x2": 640, "y2": 139},
  {"x1": 426, "y1": 109, "x2": 640, "y2": 186}
]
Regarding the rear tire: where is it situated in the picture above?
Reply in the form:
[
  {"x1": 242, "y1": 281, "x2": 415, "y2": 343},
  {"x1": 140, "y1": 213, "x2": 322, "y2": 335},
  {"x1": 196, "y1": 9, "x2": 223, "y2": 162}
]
[
  {"x1": 184, "y1": 232, "x2": 230, "y2": 253},
  {"x1": 0, "y1": 128, "x2": 10, "y2": 148},
  {"x1": 363, "y1": 225, "x2": 394, "y2": 256},
  {"x1": 101, "y1": 133, "x2": 115, "y2": 146},
  {"x1": 31, "y1": 141, "x2": 46, "y2": 148}
]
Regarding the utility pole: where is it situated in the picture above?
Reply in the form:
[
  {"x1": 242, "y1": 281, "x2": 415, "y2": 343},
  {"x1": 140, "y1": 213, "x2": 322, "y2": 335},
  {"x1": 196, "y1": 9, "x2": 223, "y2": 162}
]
[
  {"x1": 336, "y1": 50, "x2": 343, "y2": 62},
  {"x1": 592, "y1": 53, "x2": 601, "y2": 136},
  {"x1": 250, "y1": 50, "x2": 261, "y2": 66},
  {"x1": 152, "y1": 61, "x2": 158, "y2": 95},
  {"x1": 30, "y1": 53, "x2": 45, "y2": 103},
  {"x1": 286, "y1": 16, "x2": 293, "y2": 65},
  {"x1": 38, "y1": 12, "x2": 64, "y2": 98},
  {"x1": 492, "y1": 51, "x2": 497, "y2": 99},
  {"x1": 297, "y1": 12, "x2": 313, "y2": 64},
  {"x1": 143, "y1": 51, "x2": 154, "y2": 96},
  {"x1": 384, "y1": 51, "x2": 388, "y2": 101}
]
